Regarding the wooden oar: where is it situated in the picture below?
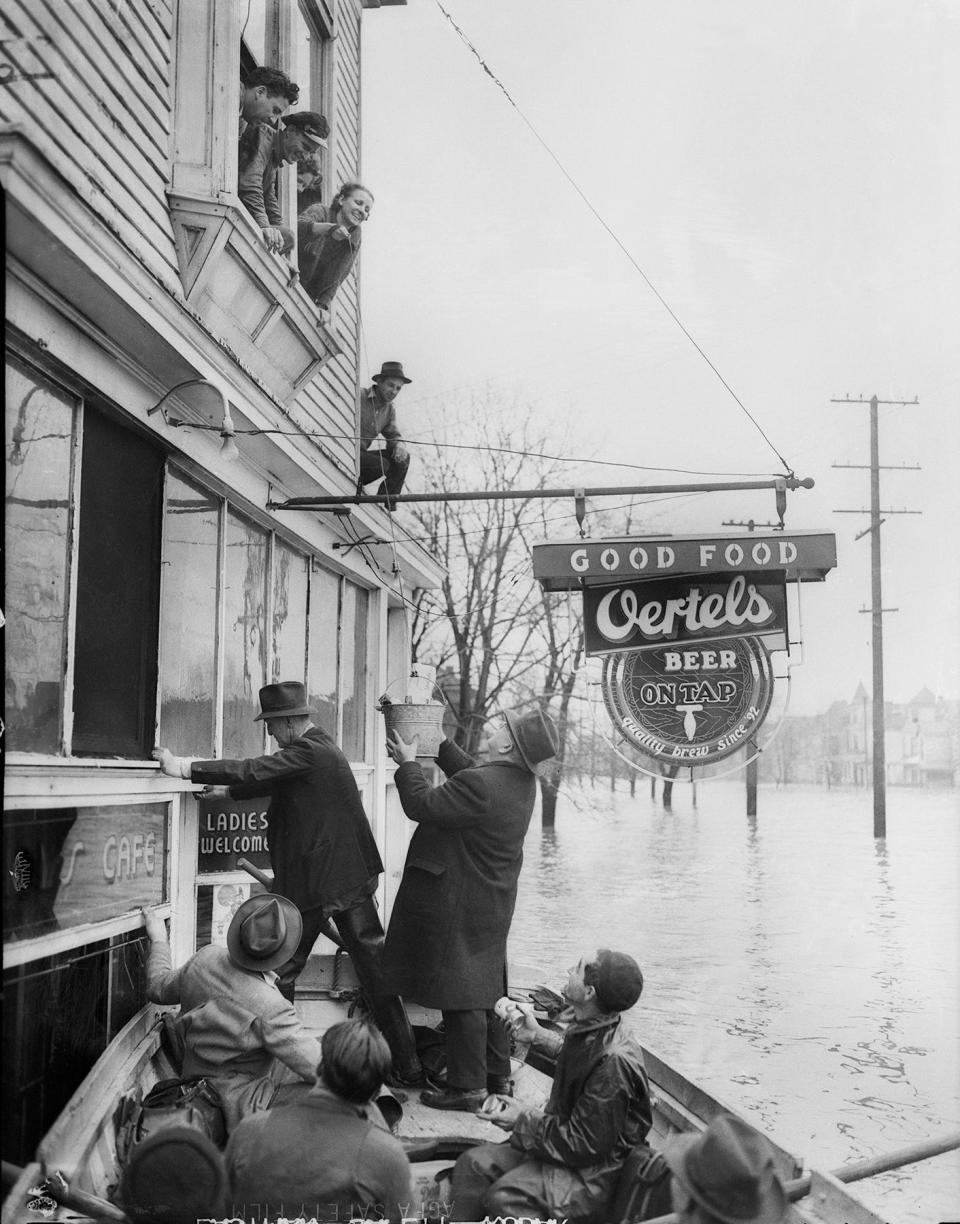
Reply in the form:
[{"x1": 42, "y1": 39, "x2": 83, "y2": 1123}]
[
  {"x1": 638, "y1": 1128, "x2": 960, "y2": 1224},
  {"x1": 1, "y1": 1161, "x2": 127, "y2": 1221},
  {"x1": 236, "y1": 855, "x2": 345, "y2": 951}
]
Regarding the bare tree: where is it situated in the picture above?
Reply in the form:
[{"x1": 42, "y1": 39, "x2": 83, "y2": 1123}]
[{"x1": 409, "y1": 399, "x2": 564, "y2": 753}]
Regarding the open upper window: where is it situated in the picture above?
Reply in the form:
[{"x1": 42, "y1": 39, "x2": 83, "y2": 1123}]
[{"x1": 167, "y1": 0, "x2": 341, "y2": 399}]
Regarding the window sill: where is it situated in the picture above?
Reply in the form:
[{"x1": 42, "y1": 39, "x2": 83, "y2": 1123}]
[{"x1": 167, "y1": 191, "x2": 342, "y2": 403}]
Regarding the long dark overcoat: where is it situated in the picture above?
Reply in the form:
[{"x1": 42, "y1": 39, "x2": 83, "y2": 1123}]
[
  {"x1": 383, "y1": 740, "x2": 536, "y2": 1010},
  {"x1": 192, "y1": 727, "x2": 383, "y2": 912}
]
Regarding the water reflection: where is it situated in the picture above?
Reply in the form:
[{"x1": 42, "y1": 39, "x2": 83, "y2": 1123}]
[{"x1": 509, "y1": 781, "x2": 960, "y2": 1223}]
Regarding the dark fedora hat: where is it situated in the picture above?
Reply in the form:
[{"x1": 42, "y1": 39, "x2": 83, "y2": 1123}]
[
  {"x1": 372, "y1": 360, "x2": 412, "y2": 384},
  {"x1": 664, "y1": 1114, "x2": 788, "y2": 1224},
  {"x1": 227, "y1": 893, "x2": 302, "y2": 972},
  {"x1": 503, "y1": 707, "x2": 560, "y2": 773},
  {"x1": 253, "y1": 680, "x2": 316, "y2": 721},
  {"x1": 120, "y1": 1126, "x2": 228, "y2": 1224}
]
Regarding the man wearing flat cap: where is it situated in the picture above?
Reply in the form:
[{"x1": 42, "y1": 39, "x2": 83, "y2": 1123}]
[
  {"x1": 142, "y1": 894, "x2": 320, "y2": 1132},
  {"x1": 358, "y1": 361, "x2": 411, "y2": 511},
  {"x1": 383, "y1": 707, "x2": 560, "y2": 1110},
  {"x1": 154, "y1": 680, "x2": 422, "y2": 1085},
  {"x1": 451, "y1": 946, "x2": 653, "y2": 1222},
  {"x1": 238, "y1": 110, "x2": 329, "y2": 255}
]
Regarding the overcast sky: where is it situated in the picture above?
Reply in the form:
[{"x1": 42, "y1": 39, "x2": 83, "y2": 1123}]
[{"x1": 358, "y1": 0, "x2": 960, "y2": 715}]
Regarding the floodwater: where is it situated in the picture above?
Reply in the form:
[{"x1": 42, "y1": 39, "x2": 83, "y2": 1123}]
[{"x1": 508, "y1": 779, "x2": 960, "y2": 1224}]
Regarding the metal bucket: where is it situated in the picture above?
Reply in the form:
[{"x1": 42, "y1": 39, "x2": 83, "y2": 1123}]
[{"x1": 378, "y1": 678, "x2": 447, "y2": 758}]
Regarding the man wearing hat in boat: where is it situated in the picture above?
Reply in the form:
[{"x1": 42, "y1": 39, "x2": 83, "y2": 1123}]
[
  {"x1": 383, "y1": 706, "x2": 560, "y2": 1111},
  {"x1": 142, "y1": 894, "x2": 320, "y2": 1133},
  {"x1": 358, "y1": 361, "x2": 411, "y2": 511},
  {"x1": 153, "y1": 680, "x2": 422, "y2": 1085},
  {"x1": 450, "y1": 948, "x2": 653, "y2": 1223},
  {"x1": 660, "y1": 1113, "x2": 789, "y2": 1224}
]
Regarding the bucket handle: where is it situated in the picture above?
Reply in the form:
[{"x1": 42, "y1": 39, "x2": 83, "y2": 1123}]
[{"x1": 377, "y1": 676, "x2": 448, "y2": 710}]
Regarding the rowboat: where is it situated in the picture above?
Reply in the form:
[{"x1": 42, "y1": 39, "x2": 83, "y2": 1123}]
[{"x1": 5, "y1": 949, "x2": 957, "y2": 1224}]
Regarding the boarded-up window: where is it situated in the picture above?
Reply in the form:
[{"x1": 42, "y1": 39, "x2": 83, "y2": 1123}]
[{"x1": 72, "y1": 408, "x2": 163, "y2": 757}]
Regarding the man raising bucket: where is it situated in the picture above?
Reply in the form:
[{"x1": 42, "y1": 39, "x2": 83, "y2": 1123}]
[{"x1": 383, "y1": 707, "x2": 559, "y2": 1111}]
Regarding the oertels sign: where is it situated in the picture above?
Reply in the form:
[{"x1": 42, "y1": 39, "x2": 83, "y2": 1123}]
[
  {"x1": 602, "y1": 636, "x2": 775, "y2": 765},
  {"x1": 583, "y1": 574, "x2": 787, "y2": 657}
]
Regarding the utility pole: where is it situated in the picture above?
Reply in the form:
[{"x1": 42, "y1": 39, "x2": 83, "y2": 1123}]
[
  {"x1": 832, "y1": 394, "x2": 920, "y2": 837},
  {"x1": 723, "y1": 519, "x2": 779, "y2": 818}
]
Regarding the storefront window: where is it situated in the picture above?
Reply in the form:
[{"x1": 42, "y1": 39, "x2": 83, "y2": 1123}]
[
  {"x1": 341, "y1": 581, "x2": 369, "y2": 761},
  {"x1": 307, "y1": 565, "x2": 339, "y2": 738},
  {"x1": 272, "y1": 542, "x2": 309, "y2": 684},
  {"x1": 3, "y1": 804, "x2": 169, "y2": 943},
  {"x1": 4, "y1": 358, "x2": 76, "y2": 754},
  {"x1": 159, "y1": 472, "x2": 220, "y2": 755},
  {"x1": 222, "y1": 511, "x2": 268, "y2": 758},
  {"x1": 2, "y1": 932, "x2": 149, "y2": 1165}
]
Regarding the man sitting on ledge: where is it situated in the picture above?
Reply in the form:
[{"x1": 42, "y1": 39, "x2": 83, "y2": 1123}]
[{"x1": 451, "y1": 948, "x2": 652, "y2": 1224}]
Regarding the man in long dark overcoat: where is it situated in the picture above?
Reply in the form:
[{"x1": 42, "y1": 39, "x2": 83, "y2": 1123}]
[
  {"x1": 383, "y1": 707, "x2": 559, "y2": 1111},
  {"x1": 154, "y1": 680, "x2": 421, "y2": 1083}
]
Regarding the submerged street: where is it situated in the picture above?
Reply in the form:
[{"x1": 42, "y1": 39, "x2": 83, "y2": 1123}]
[{"x1": 510, "y1": 780, "x2": 960, "y2": 1222}]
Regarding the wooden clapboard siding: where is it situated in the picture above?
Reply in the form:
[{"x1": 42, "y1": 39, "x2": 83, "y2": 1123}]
[
  {"x1": 0, "y1": 0, "x2": 180, "y2": 296},
  {"x1": 293, "y1": 0, "x2": 364, "y2": 475}
]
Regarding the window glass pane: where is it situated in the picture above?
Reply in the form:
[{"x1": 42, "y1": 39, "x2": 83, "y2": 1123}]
[
  {"x1": 341, "y1": 581, "x2": 369, "y2": 761},
  {"x1": 4, "y1": 358, "x2": 75, "y2": 753},
  {"x1": 3, "y1": 932, "x2": 148, "y2": 1166},
  {"x1": 307, "y1": 566, "x2": 339, "y2": 738},
  {"x1": 3, "y1": 804, "x2": 169, "y2": 942},
  {"x1": 159, "y1": 472, "x2": 219, "y2": 755},
  {"x1": 240, "y1": 1, "x2": 268, "y2": 67},
  {"x1": 292, "y1": 2, "x2": 324, "y2": 112},
  {"x1": 272, "y1": 542, "x2": 308, "y2": 684},
  {"x1": 222, "y1": 511, "x2": 268, "y2": 757}
]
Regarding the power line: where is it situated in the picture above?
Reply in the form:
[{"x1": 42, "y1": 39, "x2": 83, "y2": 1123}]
[{"x1": 433, "y1": 0, "x2": 794, "y2": 476}]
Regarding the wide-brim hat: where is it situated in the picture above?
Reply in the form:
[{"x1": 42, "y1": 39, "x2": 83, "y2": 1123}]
[
  {"x1": 120, "y1": 1126, "x2": 228, "y2": 1224},
  {"x1": 664, "y1": 1114, "x2": 788, "y2": 1224},
  {"x1": 503, "y1": 707, "x2": 560, "y2": 773},
  {"x1": 253, "y1": 679, "x2": 316, "y2": 721},
  {"x1": 372, "y1": 360, "x2": 412, "y2": 384},
  {"x1": 227, "y1": 893, "x2": 302, "y2": 972}
]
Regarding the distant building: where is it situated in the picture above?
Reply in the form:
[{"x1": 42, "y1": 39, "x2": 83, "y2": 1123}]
[{"x1": 760, "y1": 685, "x2": 958, "y2": 787}]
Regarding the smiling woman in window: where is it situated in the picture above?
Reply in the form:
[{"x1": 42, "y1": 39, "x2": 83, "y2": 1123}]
[{"x1": 298, "y1": 181, "x2": 374, "y2": 311}]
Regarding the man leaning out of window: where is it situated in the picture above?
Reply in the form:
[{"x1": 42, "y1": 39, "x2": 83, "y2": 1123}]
[{"x1": 239, "y1": 111, "x2": 329, "y2": 256}]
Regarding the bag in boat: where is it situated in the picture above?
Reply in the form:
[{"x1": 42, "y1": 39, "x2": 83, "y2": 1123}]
[
  {"x1": 609, "y1": 1143, "x2": 672, "y2": 1223},
  {"x1": 122, "y1": 1076, "x2": 226, "y2": 1155}
]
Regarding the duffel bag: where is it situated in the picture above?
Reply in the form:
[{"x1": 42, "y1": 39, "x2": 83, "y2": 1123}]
[{"x1": 134, "y1": 1076, "x2": 226, "y2": 1149}]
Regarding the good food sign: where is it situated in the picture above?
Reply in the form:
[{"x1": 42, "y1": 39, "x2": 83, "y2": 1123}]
[{"x1": 533, "y1": 530, "x2": 836, "y2": 770}]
